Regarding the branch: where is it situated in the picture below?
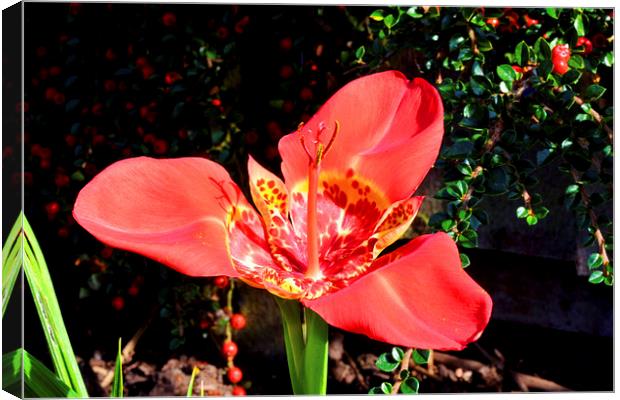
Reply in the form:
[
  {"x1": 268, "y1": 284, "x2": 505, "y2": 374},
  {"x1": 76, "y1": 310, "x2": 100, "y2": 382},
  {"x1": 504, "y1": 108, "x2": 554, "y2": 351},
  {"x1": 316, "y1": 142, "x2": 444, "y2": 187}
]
[
  {"x1": 391, "y1": 348, "x2": 413, "y2": 394},
  {"x1": 573, "y1": 95, "x2": 613, "y2": 143},
  {"x1": 570, "y1": 168, "x2": 611, "y2": 272}
]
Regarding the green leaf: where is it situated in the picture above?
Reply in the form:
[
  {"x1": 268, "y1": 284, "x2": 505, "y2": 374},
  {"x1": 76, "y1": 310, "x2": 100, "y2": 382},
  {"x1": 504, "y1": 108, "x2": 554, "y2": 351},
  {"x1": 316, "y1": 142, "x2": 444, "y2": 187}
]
[
  {"x1": 497, "y1": 64, "x2": 517, "y2": 82},
  {"x1": 384, "y1": 14, "x2": 395, "y2": 29},
  {"x1": 526, "y1": 215, "x2": 538, "y2": 225},
  {"x1": 355, "y1": 46, "x2": 365, "y2": 60},
  {"x1": 412, "y1": 349, "x2": 430, "y2": 365},
  {"x1": 441, "y1": 219, "x2": 457, "y2": 231},
  {"x1": 380, "y1": 382, "x2": 393, "y2": 394},
  {"x1": 568, "y1": 55, "x2": 585, "y2": 70},
  {"x1": 406, "y1": 7, "x2": 423, "y2": 18},
  {"x1": 369, "y1": 386, "x2": 384, "y2": 394},
  {"x1": 584, "y1": 84, "x2": 606, "y2": 101},
  {"x1": 588, "y1": 270, "x2": 605, "y2": 284},
  {"x1": 587, "y1": 253, "x2": 603, "y2": 269},
  {"x1": 515, "y1": 41, "x2": 529, "y2": 66},
  {"x1": 375, "y1": 352, "x2": 400, "y2": 372},
  {"x1": 602, "y1": 52, "x2": 614, "y2": 67},
  {"x1": 460, "y1": 253, "x2": 471, "y2": 268},
  {"x1": 573, "y1": 13, "x2": 585, "y2": 36},
  {"x1": 565, "y1": 185, "x2": 580, "y2": 195},
  {"x1": 112, "y1": 338, "x2": 124, "y2": 397},
  {"x1": 534, "y1": 207, "x2": 549, "y2": 218},
  {"x1": 516, "y1": 206, "x2": 529, "y2": 219},
  {"x1": 2, "y1": 349, "x2": 79, "y2": 398},
  {"x1": 391, "y1": 347, "x2": 404, "y2": 362},
  {"x1": 538, "y1": 59, "x2": 553, "y2": 80},
  {"x1": 459, "y1": 229, "x2": 478, "y2": 248},
  {"x1": 20, "y1": 214, "x2": 89, "y2": 396},
  {"x1": 369, "y1": 10, "x2": 384, "y2": 21},
  {"x1": 546, "y1": 8, "x2": 559, "y2": 19},
  {"x1": 186, "y1": 366, "x2": 199, "y2": 396},
  {"x1": 534, "y1": 37, "x2": 551, "y2": 60},
  {"x1": 399, "y1": 369, "x2": 410, "y2": 380},
  {"x1": 400, "y1": 377, "x2": 420, "y2": 394}
]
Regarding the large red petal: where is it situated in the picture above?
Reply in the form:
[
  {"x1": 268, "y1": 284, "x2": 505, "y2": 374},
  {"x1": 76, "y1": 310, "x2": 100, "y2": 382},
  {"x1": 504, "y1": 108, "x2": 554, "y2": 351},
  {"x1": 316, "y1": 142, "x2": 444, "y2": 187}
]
[
  {"x1": 73, "y1": 156, "x2": 255, "y2": 277},
  {"x1": 304, "y1": 233, "x2": 492, "y2": 350},
  {"x1": 278, "y1": 71, "x2": 444, "y2": 202}
]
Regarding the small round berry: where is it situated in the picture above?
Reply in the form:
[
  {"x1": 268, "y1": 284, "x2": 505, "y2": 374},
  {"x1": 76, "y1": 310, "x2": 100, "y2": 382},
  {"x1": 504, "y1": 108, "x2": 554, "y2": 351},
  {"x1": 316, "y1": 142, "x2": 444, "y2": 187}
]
[
  {"x1": 214, "y1": 276, "x2": 229, "y2": 289},
  {"x1": 279, "y1": 37, "x2": 293, "y2": 50},
  {"x1": 227, "y1": 367, "x2": 243, "y2": 383},
  {"x1": 553, "y1": 59, "x2": 569, "y2": 75},
  {"x1": 232, "y1": 386, "x2": 246, "y2": 396},
  {"x1": 230, "y1": 314, "x2": 246, "y2": 330},
  {"x1": 486, "y1": 17, "x2": 499, "y2": 28},
  {"x1": 162, "y1": 12, "x2": 177, "y2": 27},
  {"x1": 199, "y1": 319, "x2": 210, "y2": 330},
  {"x1": 128, "y1": 285, "x2": 140, "y2": 297},
  {"x1": 211, "y1": 99, "x2": 222, "y2": 107},
  {"x1": 111, "y1": 296, "x2": 125, "y2": 311},
  {"x1": 576, "y1": 37, "x2": 593, "y2": 55},
  {"x1": 221, "y1": 340, "x2": 238, "y2": 359},
  {"x1": 45, "y1": 202, "x2": 60, "y2": 218}
]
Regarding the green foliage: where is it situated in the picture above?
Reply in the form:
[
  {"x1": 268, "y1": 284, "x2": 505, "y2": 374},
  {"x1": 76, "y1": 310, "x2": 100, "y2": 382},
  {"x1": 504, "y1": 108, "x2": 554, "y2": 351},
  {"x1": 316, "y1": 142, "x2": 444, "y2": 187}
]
[
  {"x1": 2, "y1": 213, "x2": 89, "y2": 397},
  {"x1": 111, "y1": 338, "x2": 124, "y2": 397},
  {"x1": 186, "y1": 366, "x2": 200, "y2": 396},
  {"x1": 2, "y1": 349, "x2": 79, "y2": 398},
  {"x1": 355, "y1": 7, "x2": 613, "y2": 283}
]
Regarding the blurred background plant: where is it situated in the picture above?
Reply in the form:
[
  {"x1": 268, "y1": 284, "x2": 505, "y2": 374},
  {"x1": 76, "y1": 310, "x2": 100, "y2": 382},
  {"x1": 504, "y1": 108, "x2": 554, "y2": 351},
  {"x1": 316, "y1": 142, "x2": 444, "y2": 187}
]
[{"x1": 5, "y1": 3, "x2": 612, "y2": 395}]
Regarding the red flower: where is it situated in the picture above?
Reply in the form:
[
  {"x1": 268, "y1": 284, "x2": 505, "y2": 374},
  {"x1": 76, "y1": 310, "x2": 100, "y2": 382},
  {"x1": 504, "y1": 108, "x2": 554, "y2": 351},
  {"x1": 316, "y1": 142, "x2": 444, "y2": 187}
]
[{"x1": 73, "y1": 71, "x2": 492, "y2": 350}]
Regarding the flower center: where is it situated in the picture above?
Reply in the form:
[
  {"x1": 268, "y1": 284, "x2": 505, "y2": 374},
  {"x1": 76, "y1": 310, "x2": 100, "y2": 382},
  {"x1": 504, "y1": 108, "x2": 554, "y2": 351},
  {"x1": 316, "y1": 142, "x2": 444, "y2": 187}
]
[{"x1": 298, "y1": 120, "x2": 340, "y2": 279}]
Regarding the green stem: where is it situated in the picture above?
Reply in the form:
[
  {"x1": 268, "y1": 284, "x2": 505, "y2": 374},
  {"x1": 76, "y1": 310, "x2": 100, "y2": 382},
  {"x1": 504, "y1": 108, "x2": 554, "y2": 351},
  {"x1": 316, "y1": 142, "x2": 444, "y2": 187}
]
[{"x1": 275, "y1": 297, "x2": 329, "y2": 395}]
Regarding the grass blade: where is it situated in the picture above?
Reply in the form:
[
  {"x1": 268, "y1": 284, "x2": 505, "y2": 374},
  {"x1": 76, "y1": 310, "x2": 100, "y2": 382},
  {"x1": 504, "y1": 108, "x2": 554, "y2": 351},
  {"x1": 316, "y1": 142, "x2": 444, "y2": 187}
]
[
  {"x1": 111, "y1": 338, "x2": 124, "y2": 397},
  {"x1": 2, "y1": 233, "x2": 22, "y2": 317},
  {"x1": 2, "y1": 348, "x2": 79, "y2": 398},
  {"x1": 2, "y1": 213, "x2": 23, "y2": 317},
  {"x1": 186, "y1": 366, "x2": 200, "y2": 397},
  {"x1": 21, "y1": 215, "x2": 89, "y2": 397}
]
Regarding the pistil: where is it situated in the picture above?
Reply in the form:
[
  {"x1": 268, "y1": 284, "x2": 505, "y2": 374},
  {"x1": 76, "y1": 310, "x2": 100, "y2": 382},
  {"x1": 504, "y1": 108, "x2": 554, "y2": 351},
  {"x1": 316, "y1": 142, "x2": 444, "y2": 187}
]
[{"x1": 299, "y1": 121, "x2": 339, "y2": 279}]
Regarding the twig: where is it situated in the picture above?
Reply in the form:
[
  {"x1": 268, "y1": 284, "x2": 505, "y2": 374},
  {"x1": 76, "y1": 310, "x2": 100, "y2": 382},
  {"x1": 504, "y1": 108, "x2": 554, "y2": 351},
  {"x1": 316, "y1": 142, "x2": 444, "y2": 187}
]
[
  {"x1": 433, "y1": 352, "x2": 571, "y2": 392},
  {"x1": 570, "y1": 168, "x2": 610, "y2": 272},
  {"x1": 573, "y1": 95, "x2": 613, "y2": 142},
  {"x1": 467, "y1": 25, "x2": 480, "y2": 56},
  {"x1": 391, "y1": 348, "x2": 413, "y2": 394}
]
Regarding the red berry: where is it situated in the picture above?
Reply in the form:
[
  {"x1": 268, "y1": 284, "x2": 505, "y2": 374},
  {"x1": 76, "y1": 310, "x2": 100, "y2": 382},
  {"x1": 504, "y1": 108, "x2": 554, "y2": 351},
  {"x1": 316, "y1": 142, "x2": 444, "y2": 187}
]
[
  {"x1": 230, "y1": 314, "x2": 246, "y2": 330},
  {"x1": 217, "y1": 26, "x2": 229, "y2": 40},
  {"x1": 279, "y1": 37, "x2": 293, "y2": 51},
  {"x1": 553, "y1": 59, "x2": 569, "y2": 75},
  {"x1": 199, "y1": 319, "x2": 210, "y2": 330},
  {"x1": 227, "y1": 367, "x2": 243, "y2": 383},
  {"x1": 53, "y1": 92, "x2": 65, "y2": 105},
  {"x1": 104, "y1": 79, "x2": 116, "y2": 92},
  {"x1": 165, "y1": 71, "x2": 181, "y2": 85},
  {"x1": 101, "y1": 246, "x2": 114, "y2": 259},
  {"x1": 178, "y1": 129, "x2": 188, "y2": 139},
  {"x1": 523, "y1": 14, "x2": 539, "y2": 27},
  {"x1": 55, "y1": 173, "x2": 70, "y2": 188},
  {"x1": 279, "y1": 65, "x2": 294, "y2": 79},
  {"x1": 221, "y1": 340, "x2": 238, "y2": 359},
  {"x1": 49, "y1": 66, "x2": 62, "y2": 76},
  {"x1": 214, "y1": 276, "x2": 229, "y2": 288},
  {"x1": 45, "y1": 87, "x2": 57, "y2": 100},
  {"x1": 128, "y1": 285, "x2": 140, "y2": 297},
  {"x1": 153, "y1": 139, "x2": 169, "y2": 155},
  {"x1": 576, "y1": 37, "x2": 593, "y2": 55},
  {"x1": 162, "y1": 12, "x2": 177, "y2": 27},
  {"x1": 65, "y1": 134, "x2": 77, "y2": 147},
  {"x1": 92, "y1": 103, "x2": 104, "y2": 116},
  {"x1": 552, "y1": 43, "x2": 571, "y2": 60},
  {"x1": 111, "y1": 296, "x2": 125, "y2": 311},
  {"x1": 211, "y1": 98, "x2": 222, "y2": 107},
  {"x1": 511, "y1": 65, "x2": 523, "y2": 73},
  {"x1": 486, "y1": 17, "x2": 499, "y2": 28},
  {"x1": 142, "y1": 65, "x2": 155, "y2": 79},
  {"x1": 299, "y1": 87, "x2": 313, "y2": 101},
  {"x1": 105, "y1": 48, "x2": 117, "y2": 61},
  {"x1": 282, "y1": 100, "x2": 294, "y2": 114},
  {"x1": 232, "y1": 386, "x2": 246, "y2": 396},
  {"x1": 45, "y1": 201, "x2": 60, "y2": 218},
  {"x1": 592, "y1": 33, "x2": 608, "y2": 48},
  {"x1": 57, "y1": 226, "x2": 70, "y2": 238}
]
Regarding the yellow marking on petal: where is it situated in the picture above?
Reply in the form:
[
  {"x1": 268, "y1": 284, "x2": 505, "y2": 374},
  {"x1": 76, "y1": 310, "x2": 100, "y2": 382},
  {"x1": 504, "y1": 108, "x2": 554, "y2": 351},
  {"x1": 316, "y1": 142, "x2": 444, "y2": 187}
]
[{"x1": 372, "y1": 197, "x2": 423, "y2": 257}]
